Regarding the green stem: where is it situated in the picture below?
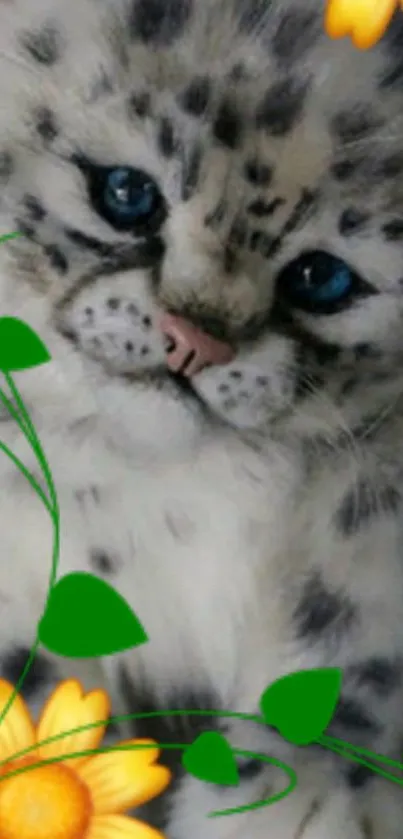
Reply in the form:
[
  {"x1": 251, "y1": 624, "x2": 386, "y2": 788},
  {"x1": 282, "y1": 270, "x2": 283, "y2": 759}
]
[
  {"x1": 0, "y1": 232, "x2": 22, "y2": 244},
  {"x1": 4, "y1": 373, "x2": 59, "y2": 592},
  {"x1": 0, "y1": 741, "x2": 297, "y2": 818},
  {"x1": 320, "y1": 737, "x2": 403, "y2": 785},
  {"x1": 0, "y1": 709, "x2": 264, "y2": 768},
  {"x1": 5, "y1": 374, "x2": 55, "y2": 500},
  {"x1": 320, "y1": 735, "x2": 403, "y2": 772},
  {"x1": 0, "y1": 374, "x2": 60, "y2": 727},
  {"x1": 0, "y1": 387, "x2": 36, "y2": 444},
  {"x1": 0, "y1": 441, "x2": 51, "y2": 513}
]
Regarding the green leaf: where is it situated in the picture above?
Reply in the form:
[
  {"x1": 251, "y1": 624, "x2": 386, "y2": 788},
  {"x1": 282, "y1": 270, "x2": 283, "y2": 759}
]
[
  {"x1": 0, "y1": 317, "x2": 51, "y2": 372},
  {"x1": 38, "y1": 572, "x2": 149, "y2": 657},
  {"x1": 260, "y1": 668, "x2": 343, "y2": 746},
  {"x1": 182, "y1": 732, "x2": 240, "y2": 786}
]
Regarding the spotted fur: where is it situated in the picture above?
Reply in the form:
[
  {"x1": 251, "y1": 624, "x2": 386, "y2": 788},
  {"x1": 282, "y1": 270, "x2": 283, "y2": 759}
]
[{"x1": 0, "y1": 0, "x2": 403, "y2": 837}]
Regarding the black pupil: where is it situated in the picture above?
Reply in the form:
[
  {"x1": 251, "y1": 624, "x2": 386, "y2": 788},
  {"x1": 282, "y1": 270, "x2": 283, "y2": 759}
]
[{"x1": 105, "y1": 168, "x2": 156, "y2": 219}]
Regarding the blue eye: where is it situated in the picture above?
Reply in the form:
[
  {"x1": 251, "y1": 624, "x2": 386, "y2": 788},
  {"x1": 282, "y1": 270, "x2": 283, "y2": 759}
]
[
  {"x1": 277, "y1": 251, "x2": 374, "y2": 315},
  {"x1": 105, "y1": 167, "x2": 157, "y2": 218},
  {"x1": 86, "y1": 163, "x2": 166, "y2": 234}
]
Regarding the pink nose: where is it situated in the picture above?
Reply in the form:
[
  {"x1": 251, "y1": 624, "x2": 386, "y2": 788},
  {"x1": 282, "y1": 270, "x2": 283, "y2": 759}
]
[{"x1": 159, "y1": 313, "x2": 235, "y2": 377}]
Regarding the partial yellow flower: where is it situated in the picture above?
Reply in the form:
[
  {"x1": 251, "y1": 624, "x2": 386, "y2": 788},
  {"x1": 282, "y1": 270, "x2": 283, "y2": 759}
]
[
  {"x1": 0, "y1": 679, "x2": 171, "y2": 839},
  {"x1": 325, "y1": 0, "x2": 399, "y2": 49}
]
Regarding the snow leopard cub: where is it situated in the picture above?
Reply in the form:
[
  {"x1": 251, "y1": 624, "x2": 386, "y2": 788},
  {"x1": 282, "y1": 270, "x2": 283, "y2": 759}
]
[{"x1": 0, "y1": 0, "x2": 403, "y2": 836}]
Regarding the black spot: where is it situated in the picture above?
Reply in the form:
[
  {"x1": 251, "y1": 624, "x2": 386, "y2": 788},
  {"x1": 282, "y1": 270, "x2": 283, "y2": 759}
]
[
  {"x1": 340, "y1": 376, "x2": 360, "y2": 397},
  {"x1": 218, "y1": 383, "x2": 230, "y2": 393},
  {"x1": 379, "y1": 56, "x2": 403, "y2": 88},
  {"x1": 44, "y1": 244, "x2": 69, "y2": 274},
  {"x1": 335, "y1": 480, "x2": 401, "y2": 537},
  {"x1": 272, "y1": 10, "x2": 318, "y2": 63},
  {"x1": 179, "y1": 76, "x2": 211, "y2": 117},
  {"x1": 89, "y1": 73, "x2": 114, "y2": 103},
  {"x1": 379, "y1": 11, "x2": 403, "y2": 88},
  {"x1": 0, "y1": 151, "x2": 14, "y2": 181},
  {"x1": 247, "y1": 197, "x2": 284, "y2": 217},
  {"x1": 119, "y1": 668, "x2": 223, "y2": 830},
  {"x1": 382, "y1": 219, "x2": 403, "y2": 241},
  {"x1": 237, "y1": 0, "x2": 269, "y2": 33},
  {"x1": 157, "y1": 117, "x2": 177, "y2": 158},
  {"x1": 346, "y1": 765, "x2": 374, "y2": 789},
  {"x1": 21, "y1": 25, "x2": 61, "y2": 66},
  {"x1": 293, "y1": 572, "x2": 356, "y2": 640},
  {"x1": 228, "y1": 218, "x2": 248, "y2": 248},
  {"x1": 331, "y1": 108, "x2": 380, "y2": 145},
  {"x1": 278, "y1": 189, "x2": 316, "y2": 239},
  {"x1": 349, "y1": 657, "x2": 402, "y2": 697},
  {"x1": 107, "y1": 297, "x2": 120, "y2": 310},
  {"x1": 338, "y1": 208, "x2": 369, "y2": 236},
  {"x1": 243, "y1": 159, "x2": 273, "y2": 187},
  {"x1": 23, "y1": 194, "x2": 46, "y2": 222},
  {"x1": 181, "y1": 145, "x2": 202, "y2": 201},
  {"x1": 128, "y1": 91, "x2": 151, "y2": 119},
  {"x1": 129, "y1": 0, "x2": 192, "y2": 45},
  {"x1": 237, "y1": 759, "x2": 264, "y2": 779},
  {"x1": 204, "y1": 200, "x2": 227, "y2": 229},
  {"x1": 229, "y1": 369, "x2": 242, "y2": 380},
  {"x1": 331, "y1": 697, "x2": 380, "y2": 733},
  {"x1": 224, "y1": 246, "x2": 236, "y2": 273},
  {"x1": 35, "y1": 107, "x2": 58, "y2": 144},
  {"x1": 295, "y1": 366, "x2": 325, "y2": 399},
  {"x1": 75, "y1": 485, "x2": 100, "y2": 506},
  {"x1": 65, "y1": 228, "x2": 114, "y2": 257},
  {"x1": 90, "y1": 549, "x2": 117, "y2": 575},
  {"x1": 212, "y1": 99, "x2": 243, "y2": 149},
  {"x1": 142, "y1": 315, "x2": 152, "y2": 328},
  {"x1": 311, "y1": 342, "x2": 341, "y2": 366},
  {"x1": 229, "y1": 62, "x2": 248, "y2": 82},
  {"x1": 371, "y1": 370, "x2": 392, "y2": 384},
  {"x1": 248, "y1": 229, "x2": 276, "y2": 257},
  {"x1": 256, "y1": 79, "x2": 306, "y2": 136},
  {"x1": 331, "y1": 160, "x2": 360, "y2": 181},
  {"x1": 353, "y1": 343, "x2": 381, "y2": 360},
  {"x1": 1, "y1": 647, "x2": 55, "y2": 699},
  {"x1": 373, "y1": 154, "x2": 403, "y2": 178},
  {"x1": 16, "y1": 219, "x2": 35, "y2": 239}
]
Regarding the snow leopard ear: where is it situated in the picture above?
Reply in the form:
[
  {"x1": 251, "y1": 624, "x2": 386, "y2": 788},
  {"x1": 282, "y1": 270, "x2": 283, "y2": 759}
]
[{"x1": 0, "y1": 317, "x2": 51, "y2": 373}]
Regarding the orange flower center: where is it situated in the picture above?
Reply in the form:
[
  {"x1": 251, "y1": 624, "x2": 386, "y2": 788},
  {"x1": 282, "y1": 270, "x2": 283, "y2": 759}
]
[{"x1": 0, "y1": 759, "x2": 92, "y2": 839}]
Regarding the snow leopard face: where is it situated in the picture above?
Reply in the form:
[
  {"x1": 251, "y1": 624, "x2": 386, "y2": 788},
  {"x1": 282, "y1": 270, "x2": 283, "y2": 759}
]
[{"x1": 2, "y1": 0, "x2": 403, "y2": 434}]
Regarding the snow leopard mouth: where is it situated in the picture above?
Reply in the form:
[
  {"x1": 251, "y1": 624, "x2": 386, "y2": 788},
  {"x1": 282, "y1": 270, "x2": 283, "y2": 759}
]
[{"x1": 166, "y1": 370, "x2": 208, "y2": 410}]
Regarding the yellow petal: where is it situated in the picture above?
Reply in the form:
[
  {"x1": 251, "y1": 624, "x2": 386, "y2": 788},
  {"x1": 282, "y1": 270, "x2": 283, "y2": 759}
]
[
  {"x1": 325, "y1": 0, "x2": 397, "y2": 49},
  {"x1": 0, "y1": 679, "x2": 35, "y2": 763},
  {"x1": 87, "y1": 814, "x2": 168, "y2": 839},
  {"x1": 78, "y1": 739, "x2": 171, "y2": 814},
  {"x1": 36, "y1": 679, "x2": 110, "y2": 768}
]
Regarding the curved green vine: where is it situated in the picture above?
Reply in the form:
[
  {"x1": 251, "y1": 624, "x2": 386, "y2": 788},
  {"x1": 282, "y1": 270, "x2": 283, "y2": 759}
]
[{"x1": 0, "y1": 311, "x2": 402, "y2": 821}]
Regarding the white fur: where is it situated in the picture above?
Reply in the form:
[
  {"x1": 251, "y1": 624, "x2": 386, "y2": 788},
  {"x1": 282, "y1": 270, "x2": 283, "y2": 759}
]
[{"x1": 0, "y1": 1, "x2": 403, "y2": 837}]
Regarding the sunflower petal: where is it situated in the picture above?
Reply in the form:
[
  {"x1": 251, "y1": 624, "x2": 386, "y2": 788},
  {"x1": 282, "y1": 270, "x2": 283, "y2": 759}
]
[
  {"x1": 77, "y1": 739, "x2": 171, "y2": 814},
  {"x1": 87, "y1": 814, "x2": 168, "y2": 839},
  {"x1": 0, "y1": 679, "x2": 35, "y2": 763},
  {"x1": 36, "y1": 679, "x2": 110, "y2": 767}
]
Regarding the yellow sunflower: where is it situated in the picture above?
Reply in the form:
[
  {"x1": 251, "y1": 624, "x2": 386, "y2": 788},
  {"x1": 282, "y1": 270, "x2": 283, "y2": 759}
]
[
  {"x1": 0, "y1": 679, "x2": 171, "y2": 839},
  {"x1": 325, "y1": 0, "x2": 401, "y2": 49}
]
